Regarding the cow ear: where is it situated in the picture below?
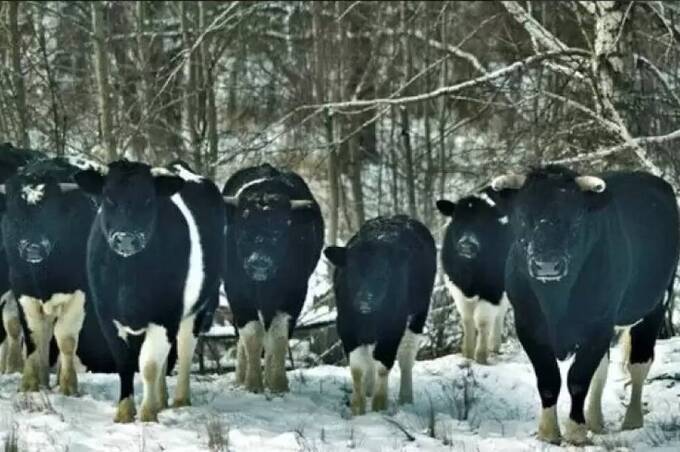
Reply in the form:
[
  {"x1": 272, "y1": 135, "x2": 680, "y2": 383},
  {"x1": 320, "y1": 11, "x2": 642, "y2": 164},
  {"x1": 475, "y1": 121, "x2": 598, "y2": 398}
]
[
  {"x1": 73, "y1": 170, "x2": 105, "y2": 195},
  {"x1": 0, "y1": 193, "x2": 5, "y2": 213},
  {"x1": 324, "y1": 246, "x2": 347, "y2": 267},
  {"x1": 154, "y1": 175, "x2": 184, "y2": 197},
  {"x1": 436, "y1": 200, "x2": 456, "y2": 217}
]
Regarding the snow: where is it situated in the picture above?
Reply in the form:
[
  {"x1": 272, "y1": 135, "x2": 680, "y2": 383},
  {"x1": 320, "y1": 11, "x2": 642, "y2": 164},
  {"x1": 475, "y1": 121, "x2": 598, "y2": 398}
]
[{"x1": 1, "y1": 338, "x2": 679, "y2": 451}]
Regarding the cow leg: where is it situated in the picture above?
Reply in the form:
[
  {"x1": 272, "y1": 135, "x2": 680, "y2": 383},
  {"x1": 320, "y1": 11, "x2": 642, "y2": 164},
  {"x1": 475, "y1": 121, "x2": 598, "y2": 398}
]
[
  {"x1": 158, "y1": 358, "x2": 169, "y2": 410},
  {"x1": 264, "y1": 312, "x2": 290, "y2": 393},
  {"x1": 490, "y1": 297, "x2": 509, "y2": 354},
  {"x1": 515, "y1": 319, "x2": 562, "y2": 444},
  {"x1": 235, "y1": 339, "x2": 246, "y2": 385},
  {"x1": 585, "y1": 352, "x2": 609, "y2": 433},
  {"x1": 622, "y1": 302, "x2": 664, "y2": 430},
  {"x1": 18, "y1": 295, "x2": 52, "y2": 391},
  {"x1": 565, "y1": 337, "x2": 610, "y2": 445},
  {"x1": 139, "y1": 324, "x2": 171, "y2": 422},
  {"x1": 474, "y1": 300, "x2": 498, "y2": 364},
  {"x1": 240, "y1": 320, "x2": 264, "y2": 393},
  {"x1": 455, "y1": 297, "x2": 476, "y2": 360},
  {"x1": 174, "y1": 314, "x2": 197, "y2": 407},
  {"x1": 2, "y1": 295, "x2": 24, "y2": 374},
  {"x1": 396, "y1": 328, "x2": 421, "y2": 405},
  {"x1": 348, "y1": 345, "x2": 373, "y2": 415},
  {"x1": 372, "y1": 333, "x2": 401, "y2": 412},
  {"x1": 53, "y1": 291, "x2": 86, "y2": 396}
]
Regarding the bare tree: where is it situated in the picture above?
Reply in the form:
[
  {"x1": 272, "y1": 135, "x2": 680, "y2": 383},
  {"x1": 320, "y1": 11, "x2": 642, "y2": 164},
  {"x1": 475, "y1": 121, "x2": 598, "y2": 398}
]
[
  {"x1": 8, "y1": 2, "x2": 29, "y2": 148},
  {"x1": 91, "y1": 2, "x2": 116, "y2": 161}
]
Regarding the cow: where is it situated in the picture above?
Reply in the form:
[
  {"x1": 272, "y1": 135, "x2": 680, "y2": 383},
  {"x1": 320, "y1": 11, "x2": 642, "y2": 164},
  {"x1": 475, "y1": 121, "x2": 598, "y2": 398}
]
[
  {"x1": 74, "y1": 160, "x2": 224, "y2": 423},
  {"x1": 491, "y1": 165, "x2": 679, "y2": 445},
  {"x1": 0, "y1": 291, "x2": 23, "y2": 373},
  {"x1": 0, "y1": 157, "x2": 121, "y2": 394},
  {"x1": 436, "y1": 188, "x2": 513, "y2": 364},
  {"x1": 324, "y1": 215, "x2": 436, "y2": 415},
  {"x1": 222, "y1": 163, "x2": 323, "y2": 394}
]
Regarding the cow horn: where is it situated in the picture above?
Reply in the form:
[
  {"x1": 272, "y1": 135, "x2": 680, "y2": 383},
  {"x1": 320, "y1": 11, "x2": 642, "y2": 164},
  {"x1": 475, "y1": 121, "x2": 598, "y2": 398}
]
[
  {"x1": 59, "y1": 183, "x2": 80, "y2": 192},
  {"x1": 491, "y1": 174, "x2": 527, "y2": 191},
  {"x1": 290, "y1": 200, "x2": 315, "y2": 210},
  {"x1": 150, "y1": 167, "x2": 174, "y2": 177},
  {"x1": 223, "y1": 195, "x2": 239, "y2": 206},
  {"x1": 575, "y1": 176, "x2": 606, "y2": 193}
]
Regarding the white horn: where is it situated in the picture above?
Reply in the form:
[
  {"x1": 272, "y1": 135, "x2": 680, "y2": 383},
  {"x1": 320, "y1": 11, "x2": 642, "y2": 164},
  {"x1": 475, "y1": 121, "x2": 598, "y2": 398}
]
[
  {"x1": 290, "y1": 200, "x2": 315, "y2": 210},
  {"x1": 150, "y1": 167, "x2": 174, "y2": 177},
  {"x1": 223, "y1": 196, "x2": 239, "y2": 206},
  {"x1": 491, "y1": 174, "x2": 527, "y2": 191},
  {"x1": 59, "y1": 183, "x2": 80, "y2": 192},
  {"x1": 575, "y1": 176, "x2": 606, "y2": 193}
]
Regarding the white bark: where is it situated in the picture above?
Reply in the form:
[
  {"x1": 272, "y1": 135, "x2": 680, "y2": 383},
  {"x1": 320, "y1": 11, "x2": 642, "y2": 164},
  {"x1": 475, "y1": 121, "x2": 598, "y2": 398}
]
[{"x1": 91, "y1": 2, "x2": 116, "y2": 161}]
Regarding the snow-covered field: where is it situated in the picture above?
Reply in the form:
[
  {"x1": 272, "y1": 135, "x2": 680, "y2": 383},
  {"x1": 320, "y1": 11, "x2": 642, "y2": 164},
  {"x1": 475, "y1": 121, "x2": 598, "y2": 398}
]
[{"x1": 1, "y1": 338, "x2": 679, "y2": 452}]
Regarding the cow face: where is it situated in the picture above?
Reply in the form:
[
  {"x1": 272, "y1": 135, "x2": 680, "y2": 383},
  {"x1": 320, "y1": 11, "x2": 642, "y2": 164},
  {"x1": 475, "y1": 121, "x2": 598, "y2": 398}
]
[
  {"x1": 75, "y1": 161, "x2": 184, "y2": 257},
  {"x1": 492, "y1": 167, "x2": 610, "y2": 285},
  {"x1": 224, "y1": 190, "x2": 314, "y2": 282},
  {"x1": 436, "y1": 194, "x2": 507, "y2": 261},
  {"x1": 1, "y1": 176, "x2": 75, "y2": 264},
  {"x1": 324, "y1": 242, "x2": 408, "y2": 314}
]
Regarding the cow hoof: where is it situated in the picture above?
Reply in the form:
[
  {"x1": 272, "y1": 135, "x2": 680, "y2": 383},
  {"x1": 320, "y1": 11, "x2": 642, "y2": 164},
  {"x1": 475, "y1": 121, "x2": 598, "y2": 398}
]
[
  {"x1": 267, "y1": 375, "x2": 289, "y2": 394},
  {"x1": 621, "y1": 415, "x2": 643, "y2": 431},
  {"x1": 586, "y1": 411, "x2": 605, "y2": 434},
  {"x1": 462, "y1": 348, "x2": 474, "y2": 361},
  {"x1": 245, "y1": 377, "x2": 264, "y2": 394},
  {"x1": 537, "y1": 407, "x2": 561, "y2": 445},
  {"x1": 474, "y1": 353, "x2": 488, "y2": 365},
  {"x1": 140, "y1": 405, "x2": 159, "y2": 423},
  {"x1": 398, "y1": 390, "x2": 413, "y2": 406},
  {"x1": 173, "y1": 398, "x2": 191, "y2": 408},
  {"x1": 114, "y1": 397, "x2": 136, "y2": 423},
  {"x1": 372, "y1": 394, "x2": 388, "y2": 412},
  {"x1": 351, "y1": 394, "x2": 366, "y2": 416},
  {"x1": 563, "y1": 418, "x2": 590, "y2": 445},
  {"x1": 20, "y1": 373, "x2": 41, "y2": 393},
  {"x1": 59, "y1": 372, "x2": 78, "y2": 396}
]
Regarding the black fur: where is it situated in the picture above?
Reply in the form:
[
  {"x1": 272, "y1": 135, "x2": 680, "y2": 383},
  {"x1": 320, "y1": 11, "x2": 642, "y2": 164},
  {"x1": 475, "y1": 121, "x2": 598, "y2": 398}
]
[{"x1": 325, "y1": 215, "x2": 436, "y2": 369}]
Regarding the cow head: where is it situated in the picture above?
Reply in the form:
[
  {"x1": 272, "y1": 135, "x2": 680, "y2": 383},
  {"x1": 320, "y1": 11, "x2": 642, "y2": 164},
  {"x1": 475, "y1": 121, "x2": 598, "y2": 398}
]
[
  {"x1": 223, "y1": 181, "x2": 315, "y2": 282},
  {"x1": 74, "y1": 160, "x2": 184, "y2": 257},
  {"x1": 436, "y1": 190, "x2": 509, "y2": 261},
  {"x1": 324, "y1": 238, "x2": 409, "y2": 315},
  {"x1": 492, "y1": 166, "x2": 610, "y2": 285},
  {"x1": 0, "y1": 164, "x2": 80, "y2": 264}
]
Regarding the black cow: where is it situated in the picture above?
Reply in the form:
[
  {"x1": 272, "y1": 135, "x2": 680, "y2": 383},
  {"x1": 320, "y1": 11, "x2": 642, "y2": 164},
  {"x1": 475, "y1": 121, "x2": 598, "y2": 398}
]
[
  {"x1": 491, "y1": 166, "x2": 679, "y2": 445},
  {"x1": 436, "y1": 188, "x2": 512, "y2": 364},
  {"x1": 75, "y1": 160, "x2": 224, "y2": 423},
  {"x1": 324, "y1": 215, "x2": 436, "y2": 415},
  {"x1": 1, "y1": 157, "x2": 118, "y2": 393},
  {"x1": 222, "y1": 163, "x2": 323, "y2": 393}
]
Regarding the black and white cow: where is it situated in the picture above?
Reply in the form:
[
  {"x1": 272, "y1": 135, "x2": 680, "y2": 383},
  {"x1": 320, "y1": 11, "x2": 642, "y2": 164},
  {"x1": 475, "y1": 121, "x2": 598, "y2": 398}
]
[
  {"x1": 222, "y1": 163, "x2": 323, "y2": 393},
  {"x1": 436, "y1": 188, "x2": 513, "y2": 364},
  {"x1": 1, "y1": 157, "x2": 118, "y2": 393},
  {"x1": 324, "y1": 215, "x2": 436, "y2": 415},
  {"x1": 74, "y1": 160, "x2": 224, "y2": 423},
  {"x1": 491, "y1": 166, "x2": 679, "y2": 445}
]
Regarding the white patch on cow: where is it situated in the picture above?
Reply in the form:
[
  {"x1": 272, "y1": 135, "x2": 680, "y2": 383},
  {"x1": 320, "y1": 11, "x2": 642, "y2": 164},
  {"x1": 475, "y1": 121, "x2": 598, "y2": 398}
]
[
  {"x1": 172, "y1": 164, "x2": 203, "y2": 183},
  {"x1": 21, "y1": 184, "x2": 46, "y2": 205},
  {"x1": 397, "y1": 328, "x2": 421, "y2": 405},
  {"x1": 445, "y1": 278, "x2": 508, "y2": 363},
  {"x1": 239, "y1": 320, "x2": 264, "y2": 392},
  {"x1": 0, "y1": 292, "x2": 23, "y2": 374},
  {"x1": 138, "y1": 323, "x2": 171, "y2": 421},
  {"x1": 52, "y1": 291, "x2": 86, "y2": 395},
  {"x1": 150, "y1": 167, "x2": 174, "y2": 177},
  {"x1": 174, "y1": 314, "x2": 197, "y2": 405},
  {"x1": 475, "y1": 192, "x2": 496, "y2": 207},
  {"x1": 622, "y1": 359, "x2": 652, "y2": 430},
  {"x1": 264, "y1": 312, "x2": 291, "y2": 392},
  {"x1": 233, "y1": 177, "x2": 270, "y2": 198},
  {"x1": 349, "y1": 344, "x2": 375, "y2": 415},
  {"x1": 18, "y1": 295, "x2": 53, "y2": 389},
  {"x1": 538, "y1": 405, "x2": 561, "y2": 443},
  {"x1": 498, "y1": 216, "x2": 509, "y2": 224},
  {"x1": 586, "y1": 353, "x2": 609, "y2": 433},
  {"x1": 614, "y1": 318, "x2": 643, "y2": 331},
  {"x1": 113, "y1": 319, "x2": 147, "y2": 342},
  {"x1": 170, "y1": 194, "x2": 205, "y2": 317}
]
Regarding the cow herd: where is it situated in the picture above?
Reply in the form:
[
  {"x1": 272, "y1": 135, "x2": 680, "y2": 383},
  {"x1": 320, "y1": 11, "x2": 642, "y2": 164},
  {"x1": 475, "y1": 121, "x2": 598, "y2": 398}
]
[{"x1": 0, "y1": 142, "x2": 677, "y2": 446}]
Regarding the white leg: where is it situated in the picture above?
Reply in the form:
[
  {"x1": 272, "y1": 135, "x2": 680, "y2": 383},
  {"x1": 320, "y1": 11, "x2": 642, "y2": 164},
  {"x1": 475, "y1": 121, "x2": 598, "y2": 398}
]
[
  {"x1": 538, "y1": 405, "x2": 561, "y2": 444},
  {"x1": 18, "y1": 295, "x2": 52, "y2": 391},
  {"x1": 397, "y1": 328, "x2": 421, "y2": 405},
  {"x1": 240, "y1": 320, "x2": 264, "y2": 393},
  {"x1": 364, "y1": 355, "x2": 376, "y2": 398},
  {"x1": 490, "y1": 296, "x2": 509, "y2": 353},
  {"x1": 586, "y1": 353, "x2": 609, "y2": 433},
  {"x1": 52, "y1": 291, "x2": 86, "y2": 396},
  {"x1": 474, "y1": 301, "x2": 498, "y2": 365},
  {"x1": 563, "y1": 417, "x2": 588, "y2": 445},
  {"x1": 372, "y1": 361, "x2": 390, "y2": 412},
  {"x1": 622, "y1": 359, "x2": 651, "y2": 430},
  {"x1": 174, "y1": 314, "x2": 197, "y2": 407},
  {"x1": 139, "y1": 324, "x2": 171, "y2": 422},
  {"x1": 348, "y1": 345, "x2": 373, "y2": 415},
  {"x1": 264, "y1": 312, "x2": 290, "y2": 393},
  {"x1": 235, "y1": 338, "x2": 246, "y2": 385},
  {"x1": 1, "y1": 294, "x2": 24, "y2": 374},
  {"x1": 447, "y1": 280, "x2": 476, "y2": 360}
]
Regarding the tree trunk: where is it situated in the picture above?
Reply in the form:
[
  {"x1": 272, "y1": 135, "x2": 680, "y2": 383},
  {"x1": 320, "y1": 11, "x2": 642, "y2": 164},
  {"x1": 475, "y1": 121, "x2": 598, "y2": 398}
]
[
  {"x1": 136, "y1": 1, "x2": 155, "y2": 162},
  {"x1": 401, "y1": 106, "x2": 417, "y2": 219},
  {"x1": 91, "y1": 2, "x2": 116, "y2": 161},
  {"x1": 199, "y1": 1, "x2": 218, "y2": 178},
  {"x1": 325, "y1": 109, "x2": 339, "y2": 247},
  {"x1": 181, "y1": 2, "x2": 201, "y2": 171},
  {"x1": 348, "y1": 137, "x2": 366, "y2": 227},
  {"x1": 9, "y1": 2, "x2": 29, "y2": 148}
]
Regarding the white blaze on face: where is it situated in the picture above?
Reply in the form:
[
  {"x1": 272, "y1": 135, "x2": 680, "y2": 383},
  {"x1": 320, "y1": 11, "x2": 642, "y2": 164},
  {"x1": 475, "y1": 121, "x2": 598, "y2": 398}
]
[
  {"x1": 21, "y1": 184, "x2": 46, "y2": 205},
  {"x1": 170, "y1": 193, "x2": 205, "y2": 317}
]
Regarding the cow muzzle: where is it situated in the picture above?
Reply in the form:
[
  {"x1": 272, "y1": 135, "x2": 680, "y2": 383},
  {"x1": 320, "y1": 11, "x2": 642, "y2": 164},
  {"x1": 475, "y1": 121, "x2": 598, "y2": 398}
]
[
  {"x1": 18, "y1": 238, "x2": 53, "y2": 264},
  {"x1": 528, "y1": 251, "x2": 569, "y2": 282},
  {"x1": 456, "y1": 235, "x2": 480, "y2": 259},
  {"x1": 108, "y1": 231, "x2": 147, "y2": 257},
  {"x1": 244, "y1": 253, "x2": 275, "y2": 281}
]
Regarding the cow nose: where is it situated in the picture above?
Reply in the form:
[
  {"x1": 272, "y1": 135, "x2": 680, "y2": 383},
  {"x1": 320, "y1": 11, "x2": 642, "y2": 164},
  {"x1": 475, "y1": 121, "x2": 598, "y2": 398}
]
[
  {"x1": 456, "y1": 236, "x2": 480, "y2": 258},
  {"x1": 528, "y1": 253, "x2": 569, "y2": 281},
  {"x1": 18, "y1": 238, "x2": 52, "y2": 264},
  {"x1": 109, "y1": 231, "x2": 146, "y2": 257}
]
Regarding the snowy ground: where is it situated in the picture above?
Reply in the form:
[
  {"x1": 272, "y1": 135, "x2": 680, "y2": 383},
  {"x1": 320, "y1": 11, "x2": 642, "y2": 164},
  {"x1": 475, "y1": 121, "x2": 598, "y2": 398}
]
[{"x1": 1, "y1": 338, "x2": 679, "y2": 452}]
